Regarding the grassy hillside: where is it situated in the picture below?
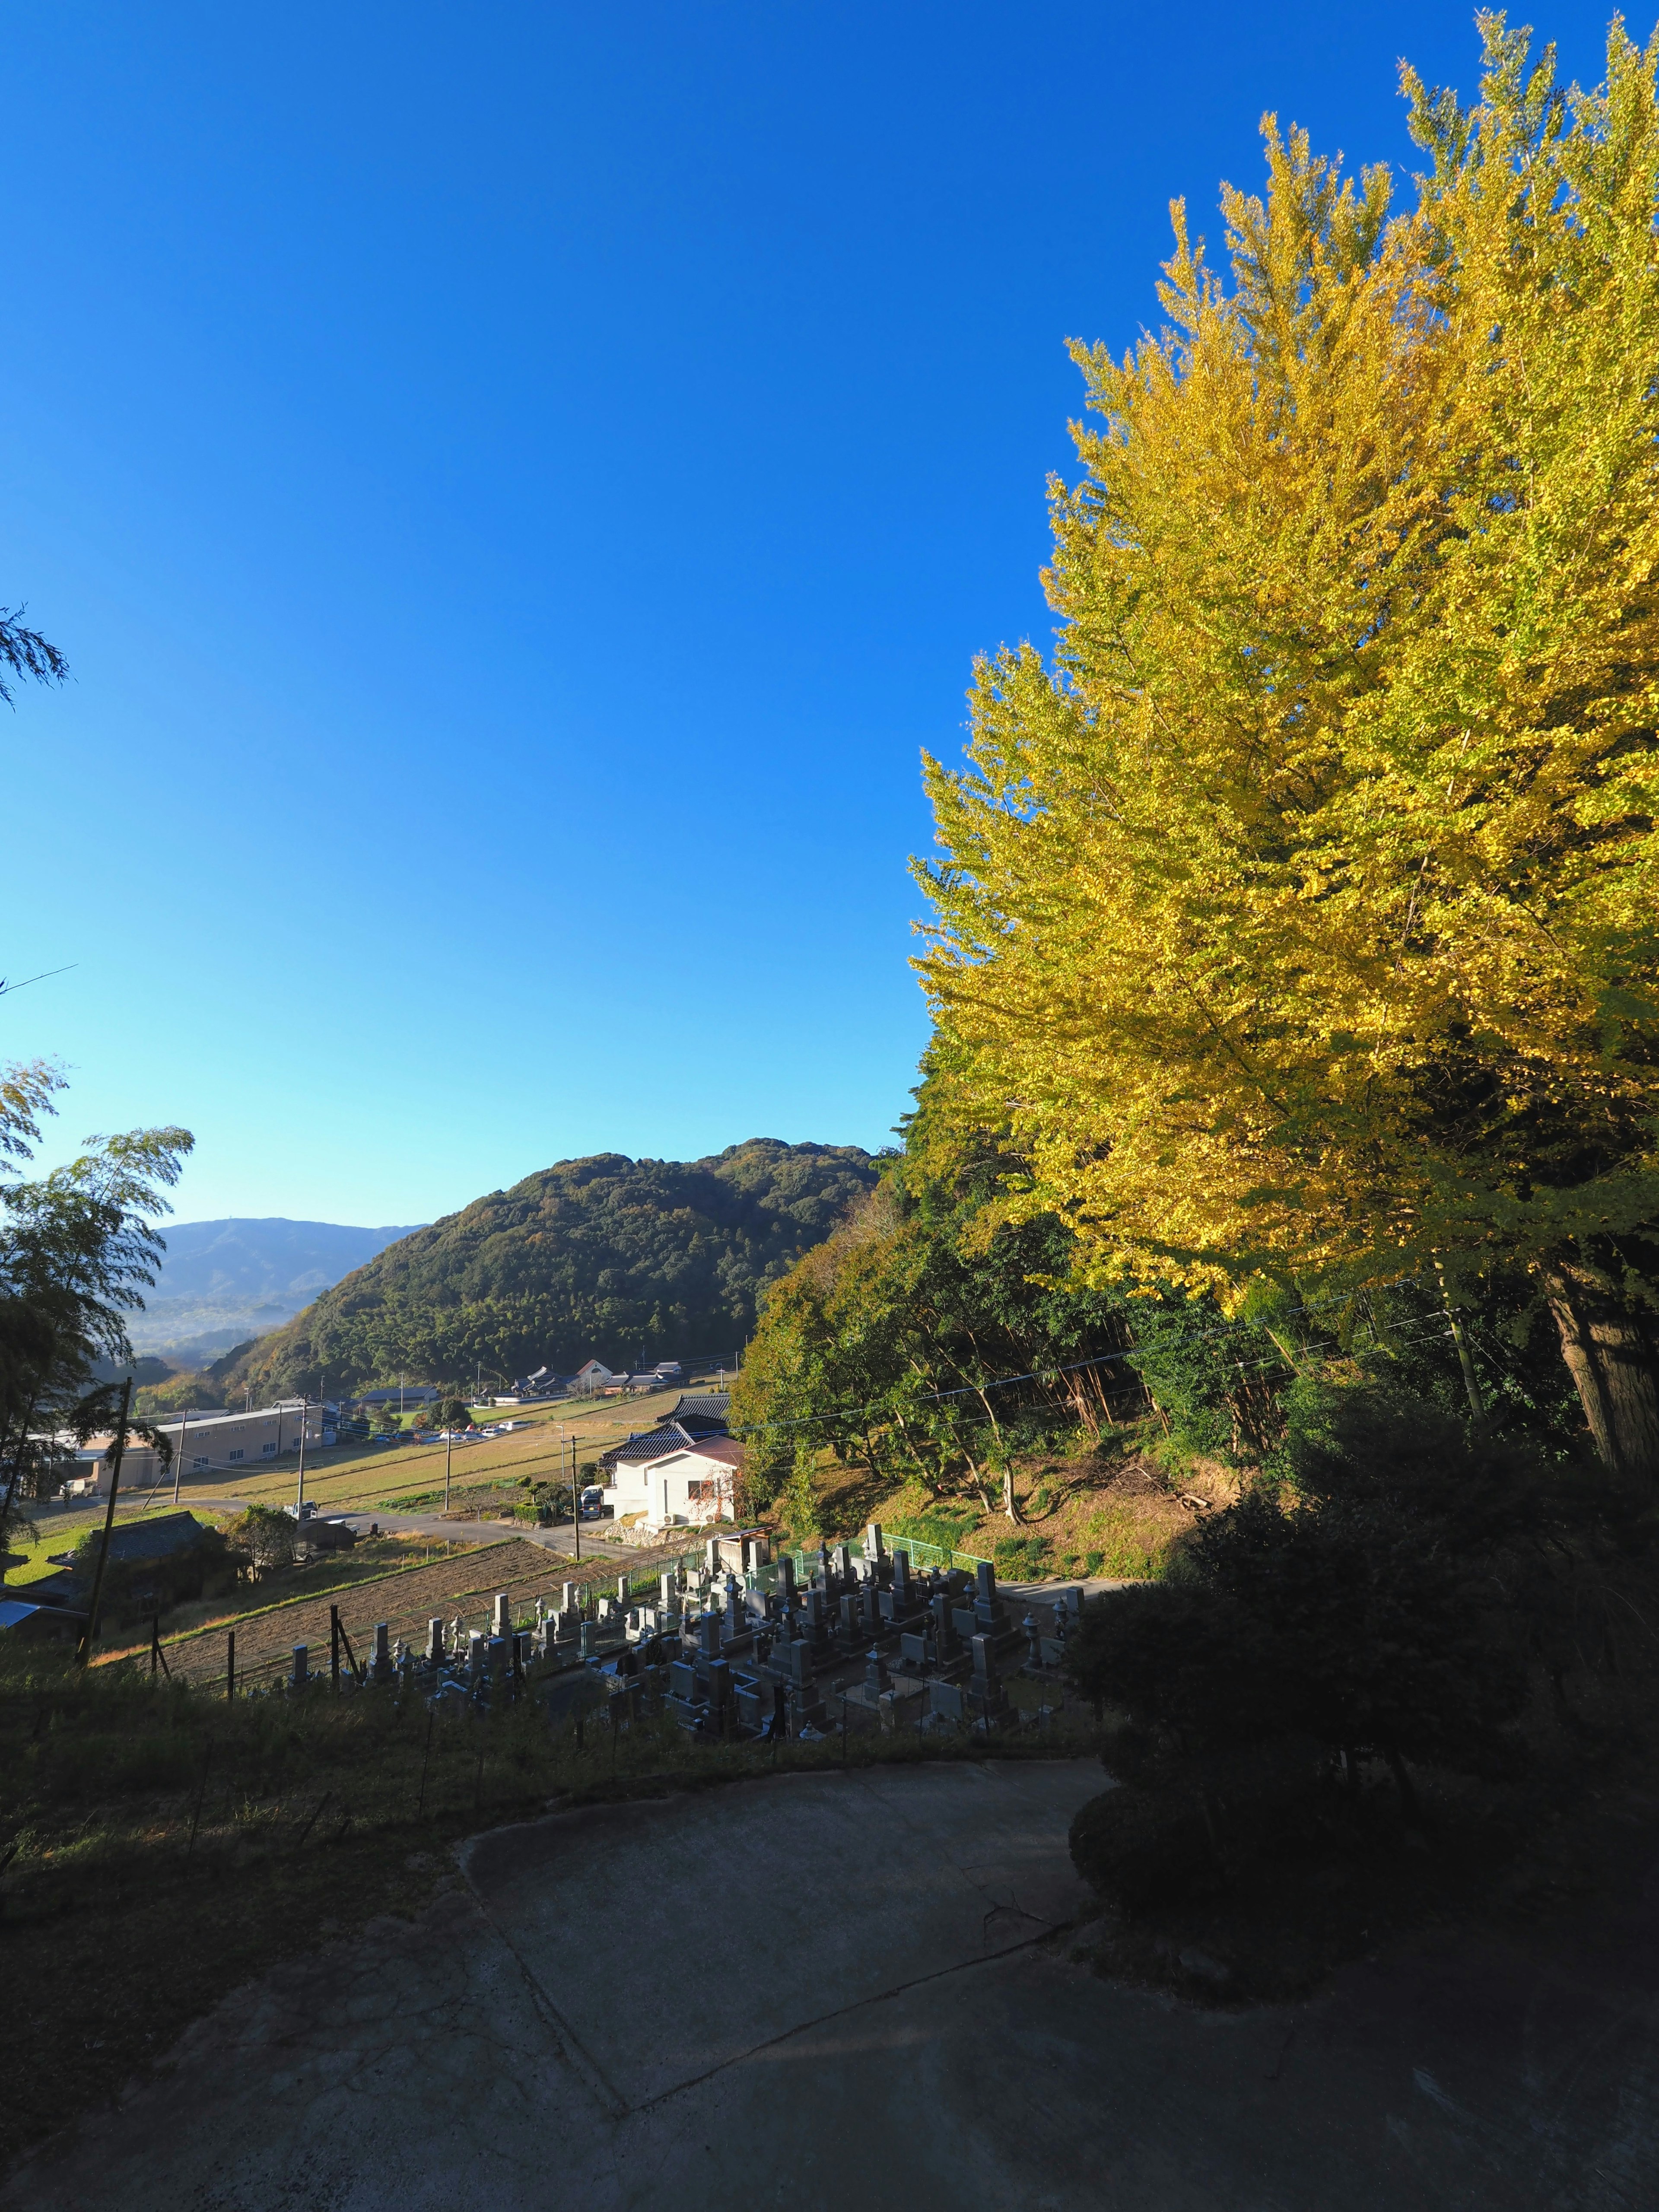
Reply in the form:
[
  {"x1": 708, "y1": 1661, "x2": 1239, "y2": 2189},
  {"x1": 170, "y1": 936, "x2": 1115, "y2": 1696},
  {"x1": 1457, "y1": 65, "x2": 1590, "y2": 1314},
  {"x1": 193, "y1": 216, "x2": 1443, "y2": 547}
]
[{"x1": 219, "y1": 1139, "x2": 880, "y2": 1398}]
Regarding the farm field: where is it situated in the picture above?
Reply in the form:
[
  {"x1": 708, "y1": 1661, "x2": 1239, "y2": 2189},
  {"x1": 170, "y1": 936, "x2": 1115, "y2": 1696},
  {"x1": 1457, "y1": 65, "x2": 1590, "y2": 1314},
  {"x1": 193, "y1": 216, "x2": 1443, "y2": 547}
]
[
  {"x1": 212, "y1": 1382, "x2": 696, "y2": 1506},
  {"x1": 80, "y1": 1379, "x2": 712, "y2": 1526},
  {"x1": 114, "y1": 1531, "x2": 702, "y2": 1691}
]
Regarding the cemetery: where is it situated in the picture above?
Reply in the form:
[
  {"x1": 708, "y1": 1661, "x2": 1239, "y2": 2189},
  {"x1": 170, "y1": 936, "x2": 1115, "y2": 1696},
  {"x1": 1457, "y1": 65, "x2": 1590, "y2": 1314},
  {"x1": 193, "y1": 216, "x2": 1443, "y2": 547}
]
[{"x1": 247, "y1": 1521, "x2": 1084, "y2": 1751}]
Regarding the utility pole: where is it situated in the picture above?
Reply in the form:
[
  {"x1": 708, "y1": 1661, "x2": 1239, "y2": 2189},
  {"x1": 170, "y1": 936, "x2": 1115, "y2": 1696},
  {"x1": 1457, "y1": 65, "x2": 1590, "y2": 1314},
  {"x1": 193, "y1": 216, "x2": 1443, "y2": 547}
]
[
  {"x1": 79, "y1": 1377, "x2": 133, "y2": 1665},
  {"x1": 295, "y1": 1399, "x2": 308, "y2": 1516},
  {"x1": 445, "y1": 1420, "x2": 453, "y2": 1512},
  {"x1": 571, "y1": 1433, "x2": 580, "y2": 1561},
  {"x1": 173, "y1": 1405, "x2": 188, "y2": 1506}
]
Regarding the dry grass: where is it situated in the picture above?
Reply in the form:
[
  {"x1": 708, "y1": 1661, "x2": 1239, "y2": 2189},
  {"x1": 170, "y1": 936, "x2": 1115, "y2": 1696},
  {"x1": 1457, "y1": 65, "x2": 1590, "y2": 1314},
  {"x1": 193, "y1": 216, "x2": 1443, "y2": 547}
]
[{"x1": 789, "y1": 1423, "x2": 1230, "y2": 1582}]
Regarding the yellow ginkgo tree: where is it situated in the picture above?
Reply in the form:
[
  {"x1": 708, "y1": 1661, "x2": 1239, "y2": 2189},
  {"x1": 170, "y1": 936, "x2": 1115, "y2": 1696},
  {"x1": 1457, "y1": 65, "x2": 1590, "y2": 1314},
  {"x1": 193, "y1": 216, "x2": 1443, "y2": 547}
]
[{"x1": 917, "y1": 16, "x2": 1659, "y2": 1481}]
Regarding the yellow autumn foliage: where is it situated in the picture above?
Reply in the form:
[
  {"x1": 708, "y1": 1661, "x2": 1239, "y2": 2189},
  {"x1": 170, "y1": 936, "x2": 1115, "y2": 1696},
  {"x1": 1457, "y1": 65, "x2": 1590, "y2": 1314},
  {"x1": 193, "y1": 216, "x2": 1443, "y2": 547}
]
[{"x1": 917, "y1": 16, "x2": 1659, "y2": 1309}]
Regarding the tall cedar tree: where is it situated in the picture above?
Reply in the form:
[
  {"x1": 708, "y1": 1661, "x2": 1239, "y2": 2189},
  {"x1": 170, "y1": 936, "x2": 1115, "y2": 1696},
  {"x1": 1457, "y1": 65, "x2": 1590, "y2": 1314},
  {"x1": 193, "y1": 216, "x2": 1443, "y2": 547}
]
[{"x1": 916, "y1": 20, "x2": 1659, "y2": 1481}]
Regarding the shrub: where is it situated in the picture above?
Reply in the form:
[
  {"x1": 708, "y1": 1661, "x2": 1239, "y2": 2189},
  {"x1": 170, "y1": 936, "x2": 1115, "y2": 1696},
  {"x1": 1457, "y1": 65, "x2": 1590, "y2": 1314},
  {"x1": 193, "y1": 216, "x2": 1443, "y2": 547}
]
[
  {"x1": 1064, "y1": 1388, "x2": 1562, "y2": 1779},
  {"x1": 221, "y1": 1506, "x2": 296, "y2": 1583}
]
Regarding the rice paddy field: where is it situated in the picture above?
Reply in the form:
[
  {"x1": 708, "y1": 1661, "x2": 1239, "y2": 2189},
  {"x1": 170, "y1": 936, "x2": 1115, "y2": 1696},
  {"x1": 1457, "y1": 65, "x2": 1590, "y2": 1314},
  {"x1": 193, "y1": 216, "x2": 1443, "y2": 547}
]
[{"x1": 3, "y1": 1380, "x2": 706, "y2": 1585}]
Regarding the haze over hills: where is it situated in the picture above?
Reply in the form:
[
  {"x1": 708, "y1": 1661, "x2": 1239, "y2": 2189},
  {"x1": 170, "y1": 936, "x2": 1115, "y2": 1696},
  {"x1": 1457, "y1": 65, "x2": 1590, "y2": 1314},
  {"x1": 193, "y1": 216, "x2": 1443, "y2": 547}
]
[
  {"x1": 129, "y1": 1218, "x2": 424, "y2": 1363},
  {"x1": 217, "y1": 1140, "x2": 881, "y2": 1400}
]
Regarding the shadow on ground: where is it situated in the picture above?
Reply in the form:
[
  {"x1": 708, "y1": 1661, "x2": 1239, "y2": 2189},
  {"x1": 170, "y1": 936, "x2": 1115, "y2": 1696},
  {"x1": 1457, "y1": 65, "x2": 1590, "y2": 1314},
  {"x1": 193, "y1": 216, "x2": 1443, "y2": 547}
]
[{"x1": 5, "y1": 1758, "x2": 1656, "y2": 2211}]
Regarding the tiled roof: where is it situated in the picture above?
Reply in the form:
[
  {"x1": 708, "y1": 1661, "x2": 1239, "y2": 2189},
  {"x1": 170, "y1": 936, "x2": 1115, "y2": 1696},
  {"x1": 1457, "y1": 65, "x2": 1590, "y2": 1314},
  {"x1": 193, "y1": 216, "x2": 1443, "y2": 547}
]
[
  {"x1": 664, "y1": 1392, "x2": 731, "y2": 1429},
  {"x1": 102, "y1": 1513, "x2": 209, "y2": 1566}
]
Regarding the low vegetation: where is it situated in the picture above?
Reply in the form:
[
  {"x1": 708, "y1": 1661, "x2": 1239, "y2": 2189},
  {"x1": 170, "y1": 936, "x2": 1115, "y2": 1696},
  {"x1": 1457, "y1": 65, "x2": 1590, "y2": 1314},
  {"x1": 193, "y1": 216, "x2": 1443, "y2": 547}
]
[{"x1": 0, "y1": 1631, "x2": 1093, "y2": 2173}]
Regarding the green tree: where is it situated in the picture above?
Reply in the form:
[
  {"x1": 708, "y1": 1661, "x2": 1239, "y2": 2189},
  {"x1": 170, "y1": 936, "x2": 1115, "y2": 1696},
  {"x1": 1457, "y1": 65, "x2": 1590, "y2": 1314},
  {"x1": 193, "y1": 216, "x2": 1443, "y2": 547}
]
[
  {"x1": 222, "y1": 1505, "x2": 296, "y2": 1583},
  {"x1": 0, "y1": 1114, "x2": 193, "y2": 1554},
  {"x1": 917, "y1": 19, "x2": 1659, "y2": 1481}
]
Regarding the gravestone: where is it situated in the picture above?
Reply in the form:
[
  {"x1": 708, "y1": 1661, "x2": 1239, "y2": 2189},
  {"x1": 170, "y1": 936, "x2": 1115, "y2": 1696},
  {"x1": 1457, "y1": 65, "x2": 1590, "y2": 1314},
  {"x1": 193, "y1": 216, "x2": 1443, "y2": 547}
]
[
  {"x1": 931, "y1": 1592, "x2": 960, "y2": 1657},
  {"x1": 373, "y1": 1621, "x2": 393, "y2": 1683},
  {"x1": 967, "y1": 1633, "x2": 1008, "y2": 1723},
  {"x1": 579, "y1": 1621, "x2": 598, "y2": 1662},
  {"x1": 467, "y1": 1631, "x2": 486, "y2": 1683},
  {"x1": 865, "y1": 1522, "x2": 886, "y2": 1567},
  {"x1": 492, "y1": 1592, "x2": 511, "y2": 1640},
  {"x1": 928, "y1": 1678, "x2": 965, "y2": 1723},
  {"x1": 864, "y1": 1645, "x2": 891, "y2": 1694},
  {"x1": 973, "y1": 1560, "x2": 1010, "y2": 1636},
  {"x1": 426, "y1": 1617, "x2": 445, "y2": 1664},
  {"x1": 291, "y1": 1643, "x2": 309, "y2": 1690},
  {"x1": 617, "y1": 1573, "x2": 631, "y2": 1605}
]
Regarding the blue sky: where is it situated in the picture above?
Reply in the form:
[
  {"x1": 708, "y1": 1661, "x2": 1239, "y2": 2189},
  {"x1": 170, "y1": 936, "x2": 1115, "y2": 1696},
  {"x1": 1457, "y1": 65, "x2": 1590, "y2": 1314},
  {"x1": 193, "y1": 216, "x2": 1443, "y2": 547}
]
[{"x1": 4, "y1": 2, "x2": 1623, "y2": 1226}]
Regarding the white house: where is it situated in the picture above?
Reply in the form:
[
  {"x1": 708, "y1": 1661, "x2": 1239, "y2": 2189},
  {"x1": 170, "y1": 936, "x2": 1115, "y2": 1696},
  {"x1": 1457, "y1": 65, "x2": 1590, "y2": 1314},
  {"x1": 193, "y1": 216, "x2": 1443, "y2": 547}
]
[
  {"x1": 608, "y1": 1436, "x2": 742, "y2": 1529},
  {"x1": 572, "y1": 1359, "x2": 615, "y2": 1395}
]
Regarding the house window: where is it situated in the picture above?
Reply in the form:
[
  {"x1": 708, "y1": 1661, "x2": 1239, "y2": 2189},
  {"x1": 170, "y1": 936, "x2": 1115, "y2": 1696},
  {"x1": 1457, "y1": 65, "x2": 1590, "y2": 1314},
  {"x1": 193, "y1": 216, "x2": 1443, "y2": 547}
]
[
  {"x1": 261, "y1": 1441, "x2": 277, "y2": 1455},
  {"x1": 192, "y1": 1456, "x2": 209, "y2": 1471},
  {"x1": 229, "y1": 1449, "x2": 244, "y2": 1463}
]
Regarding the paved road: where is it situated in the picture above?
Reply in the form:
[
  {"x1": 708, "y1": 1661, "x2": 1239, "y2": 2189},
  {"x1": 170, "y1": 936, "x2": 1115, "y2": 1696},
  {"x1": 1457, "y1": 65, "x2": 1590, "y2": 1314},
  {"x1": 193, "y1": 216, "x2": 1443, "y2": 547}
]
[
  {"x1": 181, "y1": 1496, "x2": 637, "y2": 1560},
  {"x1": 6, "y1": 1757, "x2": 1655, "y2": 2210}
]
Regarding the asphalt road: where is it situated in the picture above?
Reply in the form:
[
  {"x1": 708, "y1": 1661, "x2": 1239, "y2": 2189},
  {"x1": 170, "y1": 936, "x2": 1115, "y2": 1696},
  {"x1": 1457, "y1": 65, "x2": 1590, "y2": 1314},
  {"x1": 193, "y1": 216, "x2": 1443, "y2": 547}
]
[
  {"x1": 181, "y1": 1496, "x2": 636, "y2": 1559},
  {"x1": 7, "y1": 1757, "x2": 1653, "y2": 2210}
]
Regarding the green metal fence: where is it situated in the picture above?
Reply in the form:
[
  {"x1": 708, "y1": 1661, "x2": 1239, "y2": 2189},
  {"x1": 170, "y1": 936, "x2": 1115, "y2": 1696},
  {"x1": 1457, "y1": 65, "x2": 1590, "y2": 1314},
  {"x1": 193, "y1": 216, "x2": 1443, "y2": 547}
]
[{"x1": 783, "y1": 1534, "x2": 991, "y2": 1584}]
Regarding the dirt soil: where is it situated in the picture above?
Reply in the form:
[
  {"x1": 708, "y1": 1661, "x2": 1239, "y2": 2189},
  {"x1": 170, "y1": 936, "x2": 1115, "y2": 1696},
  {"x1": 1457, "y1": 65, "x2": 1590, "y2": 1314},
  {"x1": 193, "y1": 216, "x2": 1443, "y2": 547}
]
[
  {"x1": 98, "y1": 1537, "x2": 645, "y2": 1688},
  {"x1": 807, "y1": 1428, "x2": 1233, "y2": 1581}
]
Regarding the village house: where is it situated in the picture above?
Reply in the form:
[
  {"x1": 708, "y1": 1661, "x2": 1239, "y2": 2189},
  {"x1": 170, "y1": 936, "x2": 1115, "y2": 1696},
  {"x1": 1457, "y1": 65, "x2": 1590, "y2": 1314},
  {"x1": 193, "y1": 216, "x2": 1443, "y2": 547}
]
[{"x1": 607, "y1": 1434, "x2": 743, "y2": 1529}]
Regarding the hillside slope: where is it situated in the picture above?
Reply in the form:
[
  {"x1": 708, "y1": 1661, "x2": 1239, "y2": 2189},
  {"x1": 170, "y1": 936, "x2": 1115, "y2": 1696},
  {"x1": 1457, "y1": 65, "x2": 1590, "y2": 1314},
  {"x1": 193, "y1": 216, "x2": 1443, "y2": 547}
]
[
  {"x1": 219, "y1": 1139, "x2": 880, "y2": 1398},
  {"x1": 128, "y1": 1218, "x2": 423, "y2": 1359}
]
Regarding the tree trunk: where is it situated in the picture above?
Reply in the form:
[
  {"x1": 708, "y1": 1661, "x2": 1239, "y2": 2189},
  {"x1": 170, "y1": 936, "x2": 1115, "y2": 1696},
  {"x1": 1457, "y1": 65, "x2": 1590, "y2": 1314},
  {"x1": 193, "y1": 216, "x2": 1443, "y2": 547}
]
[{"x1": 1544, "y1": 1257, "x2": 1659, "y2": 1485}]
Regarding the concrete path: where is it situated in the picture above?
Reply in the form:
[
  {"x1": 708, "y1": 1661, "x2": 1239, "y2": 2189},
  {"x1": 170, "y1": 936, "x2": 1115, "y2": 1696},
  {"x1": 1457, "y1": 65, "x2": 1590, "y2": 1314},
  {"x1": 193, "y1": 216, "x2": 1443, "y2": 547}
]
[{"x1": 6, "y1": 1759, "x2": 1657, "y2": 2212}]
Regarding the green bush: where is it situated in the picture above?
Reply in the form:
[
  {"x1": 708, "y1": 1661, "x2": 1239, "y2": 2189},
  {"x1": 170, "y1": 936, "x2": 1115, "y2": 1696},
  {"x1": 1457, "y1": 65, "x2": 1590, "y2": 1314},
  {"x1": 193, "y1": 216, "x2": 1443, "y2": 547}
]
[
  {"x1": 1062, "y1": 1388, "x2": 1583, "y2": 1777},
  {"x1": 992, "y1": 1533, "x2": 1054, "y2": 1579}
]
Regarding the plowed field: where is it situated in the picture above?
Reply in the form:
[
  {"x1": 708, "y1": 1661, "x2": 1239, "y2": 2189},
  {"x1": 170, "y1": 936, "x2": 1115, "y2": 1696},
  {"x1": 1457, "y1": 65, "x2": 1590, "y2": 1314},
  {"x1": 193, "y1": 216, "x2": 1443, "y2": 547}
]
[{"x1": 136, "y1": 1540, "x2": 676, "y2": 1689}]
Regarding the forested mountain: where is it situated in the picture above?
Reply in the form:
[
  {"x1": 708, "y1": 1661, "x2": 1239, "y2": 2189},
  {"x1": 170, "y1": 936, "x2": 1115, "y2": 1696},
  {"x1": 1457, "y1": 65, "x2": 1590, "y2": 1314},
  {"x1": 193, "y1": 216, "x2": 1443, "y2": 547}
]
[
  {"x1": 127, "y1": 1217, "x2": 422, "y2": 1360},
  {"x1": 216, "y1": 1140, "x2": 880, "y2": 1399}
]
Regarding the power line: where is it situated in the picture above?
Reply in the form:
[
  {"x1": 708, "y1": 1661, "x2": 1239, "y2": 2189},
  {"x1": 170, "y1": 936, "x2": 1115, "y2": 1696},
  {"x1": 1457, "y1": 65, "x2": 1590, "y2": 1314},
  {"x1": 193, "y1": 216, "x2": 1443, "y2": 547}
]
[{"x1": 723, "y1": 1278, "x2": 1458, "y2": 1440}]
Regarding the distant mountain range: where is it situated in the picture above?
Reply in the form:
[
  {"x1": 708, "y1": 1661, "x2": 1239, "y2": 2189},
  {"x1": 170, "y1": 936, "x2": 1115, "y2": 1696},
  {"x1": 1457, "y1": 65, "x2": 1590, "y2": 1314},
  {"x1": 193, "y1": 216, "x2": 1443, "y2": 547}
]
[
  {"x1": 215, "y1": 1140, "x2": 880, "y2": 1400},
  {"x1": 128, "y1": 1218, "x2": 424, "y2": 1363}
]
